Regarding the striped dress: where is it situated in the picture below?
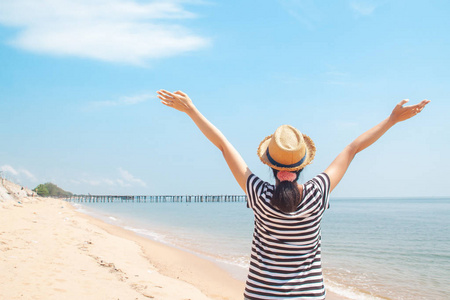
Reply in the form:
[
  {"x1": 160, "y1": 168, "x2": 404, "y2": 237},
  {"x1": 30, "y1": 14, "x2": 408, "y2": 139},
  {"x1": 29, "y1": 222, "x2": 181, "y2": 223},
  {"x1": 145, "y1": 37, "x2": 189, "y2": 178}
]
[{"x1": 244, "y1": 173, "x2": 331, "y2": 300}]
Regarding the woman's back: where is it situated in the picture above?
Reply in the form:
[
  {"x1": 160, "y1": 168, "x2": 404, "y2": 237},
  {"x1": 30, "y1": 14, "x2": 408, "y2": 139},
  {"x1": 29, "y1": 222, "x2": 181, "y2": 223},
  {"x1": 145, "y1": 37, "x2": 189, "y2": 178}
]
[{"x1": 245, "y1": 173, "x2": 331, "y2": 300}]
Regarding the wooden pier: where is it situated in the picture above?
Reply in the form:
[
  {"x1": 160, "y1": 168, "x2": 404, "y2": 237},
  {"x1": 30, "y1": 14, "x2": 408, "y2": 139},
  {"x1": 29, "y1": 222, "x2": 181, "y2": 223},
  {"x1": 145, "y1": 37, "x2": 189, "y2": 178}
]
[{"x1": 65, "y1": 194, "x2": 247, "y2": 203}]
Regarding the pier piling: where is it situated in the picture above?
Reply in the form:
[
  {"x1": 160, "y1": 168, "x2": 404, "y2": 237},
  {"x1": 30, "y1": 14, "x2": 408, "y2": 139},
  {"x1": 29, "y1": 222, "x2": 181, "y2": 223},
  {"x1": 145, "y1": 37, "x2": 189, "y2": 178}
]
[{"x1": 65, "y1": 194, "x2": 247, "y2": 203}]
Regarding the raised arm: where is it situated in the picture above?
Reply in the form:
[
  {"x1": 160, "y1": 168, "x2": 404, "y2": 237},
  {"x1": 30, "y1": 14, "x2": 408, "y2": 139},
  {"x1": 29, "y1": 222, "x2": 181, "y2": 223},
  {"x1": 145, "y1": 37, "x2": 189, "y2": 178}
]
[
  {"x1": 157, "y1": 90, "x2": 252, "y2": 192},
  {"x1": 325, "y1": 99, "x2": 430, "y2": 193}
]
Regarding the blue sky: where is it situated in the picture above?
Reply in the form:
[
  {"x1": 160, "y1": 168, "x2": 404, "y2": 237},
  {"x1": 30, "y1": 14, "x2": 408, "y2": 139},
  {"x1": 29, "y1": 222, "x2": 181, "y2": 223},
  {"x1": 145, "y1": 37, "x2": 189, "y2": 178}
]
[{"x1": 0, "y1": 0, "x2": 449, "y2": 197}]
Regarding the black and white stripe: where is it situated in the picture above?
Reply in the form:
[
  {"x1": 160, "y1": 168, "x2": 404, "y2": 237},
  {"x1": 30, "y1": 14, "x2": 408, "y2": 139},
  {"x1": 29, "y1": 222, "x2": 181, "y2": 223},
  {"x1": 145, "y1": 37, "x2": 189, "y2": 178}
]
[{"x1": 244, "y1": 173, "x2": 331, "y2": 300}]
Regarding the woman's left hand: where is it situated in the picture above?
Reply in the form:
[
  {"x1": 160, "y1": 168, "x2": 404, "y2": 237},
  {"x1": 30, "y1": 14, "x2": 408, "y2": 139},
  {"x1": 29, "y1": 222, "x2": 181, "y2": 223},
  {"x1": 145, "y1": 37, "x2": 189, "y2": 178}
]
[
  {"x1": 157, "y1": 90, "x2": 195, "y2": 114},
  {"x1": 389, "y1": 99, "x2": 431, "y2": 124}
]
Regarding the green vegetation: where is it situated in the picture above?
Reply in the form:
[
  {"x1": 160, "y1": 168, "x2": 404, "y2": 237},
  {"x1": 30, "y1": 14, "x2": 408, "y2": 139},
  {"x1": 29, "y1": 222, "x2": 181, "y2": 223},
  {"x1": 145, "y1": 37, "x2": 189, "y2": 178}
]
[{"x1": 33, "y1": 183, "x2": 72, "y2": 197}]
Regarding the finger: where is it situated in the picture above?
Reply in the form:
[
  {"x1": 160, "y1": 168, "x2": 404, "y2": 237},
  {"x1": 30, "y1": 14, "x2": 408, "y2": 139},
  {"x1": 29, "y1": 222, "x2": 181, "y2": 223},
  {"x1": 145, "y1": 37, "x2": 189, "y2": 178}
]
[
  {"x1": 397, "y1": 99, "x2": 409, "y2": 107},
  {"x1": 158, "y1": 90, "x2": 175, "y2": 99},
  {"x1": 175, "y1": 91, "x2": 187, "y2": 97},
  {"x1": 414, "y1": 99, "x2": 430, "y2": 107},
  {"x1": 412, "y1": 102, "x2": 427, "y2": 111},
  {"x1": 418, "y1": 103, "x2": 427, "y2": 110},
  {"x1": 158, "y1": 96, "x2": 175, "y2": 106},
  {"x1": 409, "y1": 102, "x2": 424, "y2": 109},
  {"x1": 161, "y1": 90, "x2": 177, "y2": 98},
  {"x1": 157, "y1": 92, "x2": 168, "y2": 100},
  {"x1": 417, "y1": 100, "x2": 430, "y2": 111},
  {"x1": 157, "y1": 95, "x2": 169, "y2": 101}
]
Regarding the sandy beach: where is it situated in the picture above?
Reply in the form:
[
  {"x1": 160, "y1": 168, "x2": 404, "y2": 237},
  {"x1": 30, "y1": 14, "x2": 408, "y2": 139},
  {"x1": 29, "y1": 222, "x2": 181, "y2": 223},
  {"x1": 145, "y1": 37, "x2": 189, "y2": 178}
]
[{"x1": 0, "y1": 179, "x2": 347, "y2": 300}]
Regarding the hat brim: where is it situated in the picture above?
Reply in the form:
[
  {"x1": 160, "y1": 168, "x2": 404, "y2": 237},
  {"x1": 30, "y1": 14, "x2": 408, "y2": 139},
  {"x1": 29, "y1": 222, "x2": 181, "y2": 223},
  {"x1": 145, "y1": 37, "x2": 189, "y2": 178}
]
[{"x1": 257, "y1": 133, "x2": 316, "y2": 171}]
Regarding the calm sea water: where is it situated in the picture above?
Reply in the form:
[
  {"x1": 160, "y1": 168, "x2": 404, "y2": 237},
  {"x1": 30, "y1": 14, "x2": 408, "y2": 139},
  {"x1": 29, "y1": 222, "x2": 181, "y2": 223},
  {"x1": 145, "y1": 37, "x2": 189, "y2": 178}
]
[{"x1": 74, "y1": 198, "x2": 450, "y2": 300}]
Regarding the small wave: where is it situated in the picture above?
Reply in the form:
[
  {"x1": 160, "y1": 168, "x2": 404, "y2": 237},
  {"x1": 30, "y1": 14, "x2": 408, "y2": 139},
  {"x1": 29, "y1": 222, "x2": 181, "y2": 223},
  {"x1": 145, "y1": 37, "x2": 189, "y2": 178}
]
[
  {"x1": 215, "y1": 256, "x2": 250, "y2": 270},
  {"x1": 71, "y1": 202, "x2": 89, "y2": 214},
  {"x1": 123, "y1": 226, "x2": 166, "y2": 242},
  {"x1": 325, "y1": 278, "x2": 384, "y2": 300}
]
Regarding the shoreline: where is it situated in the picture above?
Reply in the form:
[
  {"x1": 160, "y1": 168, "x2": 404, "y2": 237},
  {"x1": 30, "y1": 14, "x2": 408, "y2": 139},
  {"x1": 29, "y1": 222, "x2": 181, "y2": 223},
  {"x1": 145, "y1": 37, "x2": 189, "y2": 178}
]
[{"x1": 0, "y1": 179, "x2": 348, "y2": 299}]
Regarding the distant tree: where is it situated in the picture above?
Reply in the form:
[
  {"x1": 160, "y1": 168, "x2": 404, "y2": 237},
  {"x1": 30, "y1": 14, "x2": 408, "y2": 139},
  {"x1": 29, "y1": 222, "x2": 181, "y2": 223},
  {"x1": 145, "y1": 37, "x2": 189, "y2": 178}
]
[
  {"x1": 34, "y1": 184, "x2": 49, "y2": 197},
  {"x1": 45, "y1": 183, "x2": 58, "y2": 196},
  {"x1": 33, "y1": 183, "x2": 72, "y2": 197}
]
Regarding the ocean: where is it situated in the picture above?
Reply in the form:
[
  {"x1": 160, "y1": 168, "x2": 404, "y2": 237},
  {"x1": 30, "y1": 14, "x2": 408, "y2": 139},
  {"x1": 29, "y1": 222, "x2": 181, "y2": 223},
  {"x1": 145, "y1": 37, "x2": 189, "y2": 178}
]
[{"x1": 73, "y1": 197, "x2": 450, "y2": 300}]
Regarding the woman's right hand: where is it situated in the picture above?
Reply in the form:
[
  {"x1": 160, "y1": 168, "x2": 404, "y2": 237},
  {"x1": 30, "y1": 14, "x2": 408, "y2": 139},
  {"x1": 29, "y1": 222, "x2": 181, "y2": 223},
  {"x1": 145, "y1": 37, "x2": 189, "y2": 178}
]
[
  {"x1": 389, "y1": 99, "x2": 431, "y2": 124},
  {"x1": 157, "y1": 90, "x2": 195, "y2": 114}
]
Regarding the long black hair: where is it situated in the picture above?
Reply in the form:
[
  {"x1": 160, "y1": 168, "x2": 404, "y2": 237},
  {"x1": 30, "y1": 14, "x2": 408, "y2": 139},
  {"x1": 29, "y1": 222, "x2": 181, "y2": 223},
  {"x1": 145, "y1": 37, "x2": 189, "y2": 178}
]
[{"x1": 271, "y1": 168, "x2": 303, "y2": 213}]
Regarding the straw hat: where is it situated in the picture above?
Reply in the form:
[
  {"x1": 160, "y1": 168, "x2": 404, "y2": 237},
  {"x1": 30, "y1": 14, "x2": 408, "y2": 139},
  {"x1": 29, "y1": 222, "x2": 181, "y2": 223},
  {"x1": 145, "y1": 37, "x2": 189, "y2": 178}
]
[{"x1": 257, "y1": 125, "x2": 316, "y2": 171}]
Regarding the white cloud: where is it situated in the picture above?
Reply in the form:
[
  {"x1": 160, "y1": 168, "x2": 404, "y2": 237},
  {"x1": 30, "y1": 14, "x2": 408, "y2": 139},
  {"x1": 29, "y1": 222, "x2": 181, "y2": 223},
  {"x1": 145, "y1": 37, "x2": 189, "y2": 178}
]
[
  {"x1": 350, "y1": 1, "x2": 377, "y2": 16},
  {"x1": 73, "y1": 168, "x2": 146, "y2": 188},
  {"x1": 103, "y1": 179, "x2": 116, "y2": 186},
  {"x1": 116, "y1": 179, "x2": 129, "y2": 187},
  {"x1": 0, "y1": 165, "x2": 19, "y2": 176},
  {"x1": 90, "y1": 93, "x2": 155, "y2": 108},
  {"x1": 0, "y1": 0, "x2": 210, "y2": 65},
  {"x1": 118, "y1": 167, "x2": 146, "y2": 187},
  {"x1": 122, "y1": 94, "x2": 154, "y2": 105},
  {"x1": 0, "y1": 165, "x2": 37, "y2": 182},
  {"x1": 19, "y1": 168, "x2": 37, "y2": 181}
]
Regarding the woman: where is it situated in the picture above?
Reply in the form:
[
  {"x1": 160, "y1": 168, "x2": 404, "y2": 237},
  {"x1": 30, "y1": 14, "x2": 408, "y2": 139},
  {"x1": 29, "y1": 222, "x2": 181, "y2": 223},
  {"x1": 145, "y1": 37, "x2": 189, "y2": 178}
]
[{"x1": 157, "y1": 90, "x2": 430, "y2": 299}]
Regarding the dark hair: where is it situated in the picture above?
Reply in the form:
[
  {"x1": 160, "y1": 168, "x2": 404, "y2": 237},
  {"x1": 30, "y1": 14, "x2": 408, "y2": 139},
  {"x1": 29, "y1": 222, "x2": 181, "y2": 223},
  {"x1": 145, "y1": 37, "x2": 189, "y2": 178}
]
[{"x1": 271, "y1": 168, "x2": 303, "y2": 213}]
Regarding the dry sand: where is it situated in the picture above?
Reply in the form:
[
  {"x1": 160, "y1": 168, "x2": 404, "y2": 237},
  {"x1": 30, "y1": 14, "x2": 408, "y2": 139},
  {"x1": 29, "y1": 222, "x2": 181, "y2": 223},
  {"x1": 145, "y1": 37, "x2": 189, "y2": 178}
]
[{"x1": 0, "y1": 178, "x2": 347, "y2": 299}]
